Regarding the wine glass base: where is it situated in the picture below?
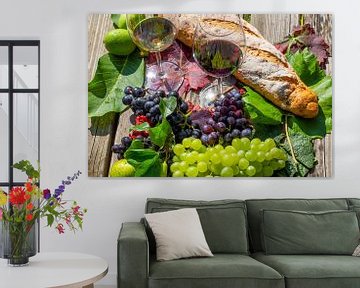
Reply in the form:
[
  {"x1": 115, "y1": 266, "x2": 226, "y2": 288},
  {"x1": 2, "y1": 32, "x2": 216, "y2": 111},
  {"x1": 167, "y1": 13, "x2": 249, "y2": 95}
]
[
  {"x1": 199, "y1": 80, "x2": 233, "y2": 107},
  {"x1": 145, "y1": 61, "x2": 184, "y2": 93}
]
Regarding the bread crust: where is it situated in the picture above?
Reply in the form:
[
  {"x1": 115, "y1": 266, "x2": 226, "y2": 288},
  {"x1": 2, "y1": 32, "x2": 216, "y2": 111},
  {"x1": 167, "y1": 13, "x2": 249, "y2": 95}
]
[{"x1": 167, "y1": 14, "x2": 318, "y2": 118}]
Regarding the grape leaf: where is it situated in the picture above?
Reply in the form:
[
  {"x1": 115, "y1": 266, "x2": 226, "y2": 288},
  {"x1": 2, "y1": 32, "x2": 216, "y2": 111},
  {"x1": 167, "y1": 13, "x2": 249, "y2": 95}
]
[
  {"x1": 286, "y1": 48, "x2": 325, "y2": 86},
  {"x1": 124, "y1": 148, "x2": 162, "y2": 177},
  {"x1": 149, "y1": 120, "x2": 172, "y2": 148},
  {"x1": 88, "y1": 51, "x2": 144, "y2": 118},
  {"x1": 311, "y1": 76, "x2": 332, "y2": 133},
  {"x1": 159, "y1": 96, "x2": 177, "y2": 118},
  {"x1": 253, "y1": 123, "x2": 283, "y2": 141},
  {"x1": 288, "y1": 108, "x2": 326, "y2": 139},
  {"x1": 276, "y1": 128, "x2": 316, "y2": 177},
  {"x1": 276, "y1": 24, "x2": 330, "y2": 69},
  {"x1": 243, "y1": 87, "x2": 283, "y2": 125}
]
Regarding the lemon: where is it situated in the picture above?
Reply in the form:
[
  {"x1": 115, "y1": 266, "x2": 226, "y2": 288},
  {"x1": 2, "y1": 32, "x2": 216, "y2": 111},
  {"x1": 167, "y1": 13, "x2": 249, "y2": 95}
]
[
  {"x1": 103, "y1": 29, "x2": 136, "y2": 56},
  {"x1": 110, "y1": 159, "x2": 135, "y2": 177},
  {"x1": 117, "y1": 14, "x2": 127, "y2": 29}
]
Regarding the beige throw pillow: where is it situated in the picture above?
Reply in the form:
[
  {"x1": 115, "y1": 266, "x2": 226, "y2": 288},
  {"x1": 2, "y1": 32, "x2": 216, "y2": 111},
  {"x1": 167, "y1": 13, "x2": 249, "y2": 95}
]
[{"x1": 145, "y1": 208, "x2": 213, "y2": 261}]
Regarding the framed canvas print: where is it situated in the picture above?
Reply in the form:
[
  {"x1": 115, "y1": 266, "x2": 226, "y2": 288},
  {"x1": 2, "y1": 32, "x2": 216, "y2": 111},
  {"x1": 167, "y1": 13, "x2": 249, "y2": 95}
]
[{"x1": 88, "y1": 14, "x2": 332, "y2": 178}]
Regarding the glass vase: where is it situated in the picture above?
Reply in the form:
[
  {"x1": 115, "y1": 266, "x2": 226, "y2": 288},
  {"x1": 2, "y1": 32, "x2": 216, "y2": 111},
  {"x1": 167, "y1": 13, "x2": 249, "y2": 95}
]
[{"x1": 0, "y1": 220, "x2": 37, "y2": 266}]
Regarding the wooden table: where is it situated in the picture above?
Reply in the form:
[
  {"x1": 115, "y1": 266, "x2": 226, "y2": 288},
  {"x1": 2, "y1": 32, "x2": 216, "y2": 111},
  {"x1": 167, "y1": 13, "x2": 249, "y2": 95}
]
[
  {"x1": 0, "y1": 252, "x2": 108, "y2": 288},
  {"x1": 88, "y1": 14, "x2": 332, "y2": 177}
]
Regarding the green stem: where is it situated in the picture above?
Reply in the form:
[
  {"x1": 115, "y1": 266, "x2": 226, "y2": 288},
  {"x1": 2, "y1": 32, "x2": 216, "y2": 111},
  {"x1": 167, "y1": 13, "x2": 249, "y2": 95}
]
[{"x1": 284, "y1": 115, "x2": 298, "y2": 165}]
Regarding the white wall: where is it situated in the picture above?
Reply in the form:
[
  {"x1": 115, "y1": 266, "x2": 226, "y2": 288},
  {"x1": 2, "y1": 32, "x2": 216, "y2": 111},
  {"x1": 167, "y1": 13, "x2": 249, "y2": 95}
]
[{"x1": 1, "y1": 0, "x2": 360, "y2": 286}]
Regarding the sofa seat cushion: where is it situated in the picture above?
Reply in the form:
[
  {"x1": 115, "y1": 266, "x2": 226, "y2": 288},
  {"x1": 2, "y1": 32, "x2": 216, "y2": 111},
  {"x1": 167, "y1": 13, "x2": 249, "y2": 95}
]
[
  {"x1": 252, "y1": 252, "x2": 360, "y2": 288},
  {"x1": 149, "y1": 254, "x2": 284, "y2": 288}
]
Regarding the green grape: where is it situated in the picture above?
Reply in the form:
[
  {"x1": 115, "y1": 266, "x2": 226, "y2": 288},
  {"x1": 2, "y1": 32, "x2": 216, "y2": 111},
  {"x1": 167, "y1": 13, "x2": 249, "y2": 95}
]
[
  {"x1": 250, "y1": 143, "x2": 260, "y2": 152},
  {"x1": 219, "y1": 150, "x2": 227, "y2": 157},
  {"x1": 277, "y1": 159, "x2": 286, "y2": 169},
  {"x1": 251, "y1": 138, "x2": 261, "y2": 146},
  {"x1": 180, "y1": 152, "x2": 188, "y2": 161},
  {"x1": 232, "y1": 138, "x2": 242, "y2": 150},
  {"x1": 246, "y1": 165, "x2": 256, "y2": 176},
  {"x1": 256, "y1": 151, "x2": 266, "y2": 162},
  {"x1": 206, "y1": 147, "x2": 216, "y2": 158},
  {"x1": 238, "y1": 158, "x2": 249, "y2": 170},
  {"x1": 214, "y1": 144, "x2": 224, "y2": 152},
  {"x1": 245, "y1": 150, "x2": 257, "y2": 162},
  {"x1": 270, "y1": 160, "x2": 279, "y2": 170},
  {"x1": 170, "y1": 162, "x2": 180, "y2": 173},
  {"x1": 172, "y1": 170, "x2": 184, "y2": 177},
  {"x1": 197, "y1": 161, "x2": 208, "y2": 173},
  {"x1": 210, "y1": 153, "x2": 221, "y2": 164},
  {"x1": 279, "y1": 151, "x2": 287, "y2": 161},
  {"x1": 231, "y1": 152, "x2": 240, "y2": 164},
  {"x1": 232, "y1": 165, "x2": 240, "y2": 176},
  {"x1": 197, "y1": 153, "x2": 209, "y2": 163},
  {"x1": 263, "y1": 166, "x2": 273, "y2": 177},
  {"x1": 258, "y1": 143, "x2": 267, "y2": 152},
  {"x1": 220, "y1": 167, "x2": 234, "y2": 177},
  {"x1": 191, "y1": 139, "x2": 202, "y2": 150},
  {"x1": 198, "y1": 145, "x2": 207, "y2": 153},
  {"x1": 274, "y1": 148, "x2": 284, "y2": 159},
  {"x1": 187, "y1": 153, "x2": 197, "y2": 164},
  {"x1": 238, "y1": 170, "x2": 246, "y2": 177},
  {"x1": 237, "y1": 150, "x2": 245, "y2": 159},
  {"x1": 221, "y1": 153, "x2": 234, "y2": 167},
  {"x1": 264, "y1": 138, "x2": 276, "y2": 149},
  {"x1": 265, "y1": 152, "x2": 272, "y2": 161},
  {"x1": 186, "y1": 166, "x2": 198, "y2": 177},
  {"x1": 240, "y1": 137, "x2": 251, "y2": 150},
  {"x1": 182, "y1": 137, "x2": 193, "y2": 148},
  {"x1": 173, "y1": 144, "x2": 185, "y2": 156},
  {"x1": 172, "y1": 155, "x2": 180, "y2": 162},
  {"x1": 179, "y1": 161, "x2": 188, "y2": 172},
  {"x1": 225, "y1": 146, "x2": 237, "y2": 154},
  {"x1": 210, "y1": 163, "x2": 222, "y2": 175},
  {"x1": 252, "y1": 161, "x2": 263, "y2": 173}
]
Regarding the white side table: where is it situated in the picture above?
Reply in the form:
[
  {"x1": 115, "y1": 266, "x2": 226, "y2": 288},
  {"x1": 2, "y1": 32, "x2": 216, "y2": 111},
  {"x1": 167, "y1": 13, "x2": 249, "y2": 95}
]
[{"x1": 0, "y1": 252, "x2": 108, "y2": 288}]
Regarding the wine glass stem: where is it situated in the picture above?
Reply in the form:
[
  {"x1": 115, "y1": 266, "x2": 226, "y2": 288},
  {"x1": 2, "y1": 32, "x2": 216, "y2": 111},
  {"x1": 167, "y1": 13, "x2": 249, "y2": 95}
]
[
  {"x1": 218, "y1": 77, "x2": 223, "y2": 96},
  {"x1": 155, "y1": 52, "x2": 165, "y2": 78}
]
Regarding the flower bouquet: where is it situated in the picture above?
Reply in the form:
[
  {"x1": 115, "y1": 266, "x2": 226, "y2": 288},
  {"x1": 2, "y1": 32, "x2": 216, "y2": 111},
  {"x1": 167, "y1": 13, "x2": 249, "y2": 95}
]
[{"x1": 0, "y1": 160, "x2": 86, "y2": 266}]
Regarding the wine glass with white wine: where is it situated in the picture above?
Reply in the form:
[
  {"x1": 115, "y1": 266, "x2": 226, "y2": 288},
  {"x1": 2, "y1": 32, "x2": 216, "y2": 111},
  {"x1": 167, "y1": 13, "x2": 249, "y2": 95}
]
[
  {"x1": 126, "y1": 14, "x2": 184, "y2": 92},
  {"x1": 193, "y1": 16, "x2": 246, "y2": 106}
]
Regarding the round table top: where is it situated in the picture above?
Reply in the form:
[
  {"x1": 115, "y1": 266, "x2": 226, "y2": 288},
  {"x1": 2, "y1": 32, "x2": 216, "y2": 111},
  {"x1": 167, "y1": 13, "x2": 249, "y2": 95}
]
[{"x1": 0, "y1": 252, "x2": 108, "y2": 288}]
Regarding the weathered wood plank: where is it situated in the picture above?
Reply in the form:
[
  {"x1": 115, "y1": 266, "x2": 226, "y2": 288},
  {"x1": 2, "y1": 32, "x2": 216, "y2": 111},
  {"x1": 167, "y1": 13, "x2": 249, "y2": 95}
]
[
  {"x1": 88, "y1": 14, "x2": 119, "y2": 177},
  {"x1": 304, "y1": 14, "x2": 332, "y2": 177}
]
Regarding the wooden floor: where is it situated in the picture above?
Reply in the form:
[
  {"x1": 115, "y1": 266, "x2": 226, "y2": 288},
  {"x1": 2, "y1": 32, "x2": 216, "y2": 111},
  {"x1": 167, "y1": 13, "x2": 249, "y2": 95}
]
[{"x1": 88, "y1": 14, "x2": 332, "y2": 177}]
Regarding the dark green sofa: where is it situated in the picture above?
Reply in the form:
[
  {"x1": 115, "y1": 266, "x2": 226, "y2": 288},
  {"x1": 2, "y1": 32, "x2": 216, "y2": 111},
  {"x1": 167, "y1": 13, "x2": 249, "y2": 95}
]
[{"x1": 118, "y1": 198, "x2": 360, "y2": 288}]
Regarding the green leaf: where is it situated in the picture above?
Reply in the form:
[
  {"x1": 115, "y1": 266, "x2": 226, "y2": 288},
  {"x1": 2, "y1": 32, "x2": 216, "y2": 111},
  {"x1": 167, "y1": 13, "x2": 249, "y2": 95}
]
[
  {"x1": 159, "y1": 96, "x2": 177, "y2": 118},
  {"x1": 127, "y1": 139, "x2": 144, "y2": 150},
  {"x1": 149, "y1": 119, "x2": 172, "y2": 148},
  {"x1": 128, "y1": 155, "x2": 162, "y2": 177},
  {"x1": 310, "y1": 75, "x2": 332, "y2": 133},
  {"x1": 289, "y1": 108, "x2": 326, "y2": 139},
  {"x1": 253, "y1": 123, "x2": 283, "y2": 141},
  {"x1": 47, "y1": 214, "x2": 54, "y2": 227},
  {"x1": 130, "y1": 122, "x2": 150, "y2": 132},
  {"x1": 286, "y1": 48, "x2": 325, "y2": 86},
  {"x1": 88, "y1": 52, "x2": 144, "y2": 117},
  {"x1": 124, "y1": 148, "x2": 158, "y2": 162},
  {"x1": 243, "y1": 87, "x2": 283, "y2": 125},
  {"x1": 276, "y1": 128, "x2": 316, "y2": 177},
  {"x1": 13, "y1": 160, "x2": 40, "y2": 180},
  {"x1": 111, "y1": 14, "x2": 121, "y2": 28}
]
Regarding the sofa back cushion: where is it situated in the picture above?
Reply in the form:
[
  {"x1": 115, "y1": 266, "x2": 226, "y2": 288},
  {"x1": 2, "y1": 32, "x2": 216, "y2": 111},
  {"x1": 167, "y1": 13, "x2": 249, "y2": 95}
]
[
  {"x1": 145, "y1": 198, "x2": 249, "y2": 254},
  {"x1": 246, "y1": 198, "x2": 349, "y2": 252},
  {"x1": 261, "y1": 209, "x2": 360, "y2": 255}
]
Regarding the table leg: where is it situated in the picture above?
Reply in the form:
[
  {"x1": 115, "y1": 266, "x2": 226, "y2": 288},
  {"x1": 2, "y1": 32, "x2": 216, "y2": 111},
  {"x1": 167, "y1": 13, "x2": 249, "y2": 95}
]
[{"x1": 82, "y1": 284, "x2": 94, "y2": 288}]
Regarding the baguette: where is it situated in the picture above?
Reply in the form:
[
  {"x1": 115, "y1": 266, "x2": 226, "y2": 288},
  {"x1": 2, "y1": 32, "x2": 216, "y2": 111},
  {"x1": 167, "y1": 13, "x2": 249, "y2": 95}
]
[{"x1": 168, "y1": 14, "x2": 318, "y2": 118}]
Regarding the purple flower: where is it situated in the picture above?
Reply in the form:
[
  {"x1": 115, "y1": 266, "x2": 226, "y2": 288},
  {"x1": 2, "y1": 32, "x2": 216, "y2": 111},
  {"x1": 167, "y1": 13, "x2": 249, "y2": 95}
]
[{"x1": 43, "y1": 189, "x2": 51, "y2": 200}]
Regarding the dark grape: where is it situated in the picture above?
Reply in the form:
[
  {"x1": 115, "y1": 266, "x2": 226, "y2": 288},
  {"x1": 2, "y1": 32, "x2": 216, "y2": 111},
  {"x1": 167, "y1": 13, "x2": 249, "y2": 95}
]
[
  {"x1": 231, "y1": 129, "x2": 241, "y2": 138},
  {"x1": 155, "y1": 90, "x2": 166, "y2": 98},
  {"x1": 144, "y1": 101, "x2": 155, "y2": 111},
  {"x1": 215, "y1": 122, "x2": 226, "y2": 133},
  {"x1": 153, "y1": 97, "x2": 160, "y2": 104},
  {"x1": 200, "y1": 134, "x2": 209, "y2": 145},
  {"x1": 121, "y1": 136, "x2": 132, "y2": 148},
  {"x1": 202, "y1": 124, "x2": 214, "y2": 134},
  {"x1": 227, "y1": 116, "x2": 235, "y2": 126},
  {"x1": 180, "y1": 102, "x2": 189, "y2": 113},
  {"x1": 168, "y1": 91, "x2": 179, "y2": 98},
  {"x1": 133, "y1": 87, "x2": 145, "y2": 98},
  {"x1": 234, "y1": 110, "x2": 243, "y2": 118},
  {"x1": 192, "y1": 129, "x2": 202, "y2": 138},
  {"x1": 224, "y1": 133, "x2": 233, "y2": 143},
  {"x1": 122, "y1": 95, "x2": 133, "y2": 105},
  {"x1": 241, "y1": 128, "x2": 252, "y2": 137},
  {"x1": 124, "y1": 86, "x2": 133, "y2": 95}
]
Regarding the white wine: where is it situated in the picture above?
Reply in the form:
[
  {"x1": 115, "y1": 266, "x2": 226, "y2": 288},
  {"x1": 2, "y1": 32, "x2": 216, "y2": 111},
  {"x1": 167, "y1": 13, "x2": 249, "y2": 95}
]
[{"x1": 132, "y1": 17, "x2": 176, "y2": 52}]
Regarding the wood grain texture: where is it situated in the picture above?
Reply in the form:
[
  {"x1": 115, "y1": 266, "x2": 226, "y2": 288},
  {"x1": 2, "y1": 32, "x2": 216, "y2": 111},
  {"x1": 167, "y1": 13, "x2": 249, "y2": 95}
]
[{"x1": 88, "y1": 14, "x2": 118, "y2": 177}]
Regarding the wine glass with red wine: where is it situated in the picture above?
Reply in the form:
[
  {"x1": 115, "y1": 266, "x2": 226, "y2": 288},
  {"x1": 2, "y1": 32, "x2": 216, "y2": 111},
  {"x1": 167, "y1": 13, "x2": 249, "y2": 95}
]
[
  {"x1": 193, "y1": 16, "x2": 245, "y2": 106},
  {"x1": 126, "y1": 14, "x2": 184, "y2": 93}
]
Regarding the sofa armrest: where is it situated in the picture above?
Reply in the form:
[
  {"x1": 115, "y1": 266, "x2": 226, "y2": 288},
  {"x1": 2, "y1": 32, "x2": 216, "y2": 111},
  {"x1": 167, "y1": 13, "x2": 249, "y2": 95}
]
[{"x1": 118, "y1": 222, "x2": 149, "y2": 288}]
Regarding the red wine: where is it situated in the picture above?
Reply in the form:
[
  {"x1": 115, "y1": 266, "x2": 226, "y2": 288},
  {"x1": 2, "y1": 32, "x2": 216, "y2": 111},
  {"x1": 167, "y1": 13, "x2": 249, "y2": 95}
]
[
  {"x1": 132, "y1": 17, "x2": 176, "y2": 52},
  {"x1": 194, "y1": 39, "x2": 242, "y2": 77}
]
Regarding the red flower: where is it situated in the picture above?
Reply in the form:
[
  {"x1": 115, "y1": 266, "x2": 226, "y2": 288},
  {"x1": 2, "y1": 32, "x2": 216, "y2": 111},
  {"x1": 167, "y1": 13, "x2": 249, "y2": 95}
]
[
  {"x1": 56, "y1": 223, "x2": 65, "y2": 234},
  {"x1": 129, "y1": 130, "x2": 149, "y2": 140},
  {"x1": 25, "y1": 182, "x2": 33, "y2": 192},
  {"x1": 26, "y1": 214, "x2": 33, "y2": 221},
  {"x1": 26, "y1": 203, "x2": 34, "y2": 210},
  {"x1": 24, "y1": 193, "x2": 31, "y2": 200},
  {"x1": 9, "y1": 187, "x2": 26, "y2": 205}
]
